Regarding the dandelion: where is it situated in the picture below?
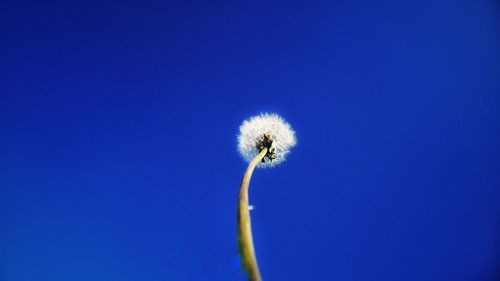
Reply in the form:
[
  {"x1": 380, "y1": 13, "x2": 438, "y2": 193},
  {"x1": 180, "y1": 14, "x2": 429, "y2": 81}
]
[
  {"x1": 236, "y1": 113, "x2": 296, "y2": 281},
  {"x1": 238, "y1": 113, "x2": 297, "y2": 168}
]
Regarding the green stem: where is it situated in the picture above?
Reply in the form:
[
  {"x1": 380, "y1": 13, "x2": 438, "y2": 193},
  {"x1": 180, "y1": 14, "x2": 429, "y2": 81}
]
[{"x1": 238, "y1": 147, "x2": 268, "y2": 281}]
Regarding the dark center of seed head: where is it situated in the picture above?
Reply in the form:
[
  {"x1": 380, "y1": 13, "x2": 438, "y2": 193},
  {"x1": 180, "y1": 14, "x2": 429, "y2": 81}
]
[{"x1": 256, "y1": 134, "x2": 277, "y2": 163}]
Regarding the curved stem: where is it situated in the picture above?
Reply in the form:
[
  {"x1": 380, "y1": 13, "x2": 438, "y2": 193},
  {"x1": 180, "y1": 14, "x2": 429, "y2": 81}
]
[{"x1": 238, "y1": 147, "x2": 268, "y2": 281}]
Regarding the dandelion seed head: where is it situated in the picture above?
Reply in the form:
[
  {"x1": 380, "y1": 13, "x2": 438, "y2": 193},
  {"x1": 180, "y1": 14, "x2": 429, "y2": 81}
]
[{"x1": 237, "y1": 113, "x2": 297, "y2": 168}]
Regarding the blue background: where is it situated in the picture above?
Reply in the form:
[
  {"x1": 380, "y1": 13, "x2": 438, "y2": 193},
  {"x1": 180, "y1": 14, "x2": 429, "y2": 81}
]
[{"x1": 2, "y1": 1, "x2": 500, "y2": 280}]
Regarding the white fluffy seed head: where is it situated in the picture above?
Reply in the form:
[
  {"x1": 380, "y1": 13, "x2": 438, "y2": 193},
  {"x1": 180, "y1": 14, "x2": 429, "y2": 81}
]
[{"x1": 237, "y1": 113, "x2": 297, "y2": 168}]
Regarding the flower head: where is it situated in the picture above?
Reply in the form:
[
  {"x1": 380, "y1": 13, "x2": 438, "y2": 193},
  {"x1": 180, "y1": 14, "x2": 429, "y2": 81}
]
[{"x1": 238, "y1": 113, "x2": 297, "y2": 168}]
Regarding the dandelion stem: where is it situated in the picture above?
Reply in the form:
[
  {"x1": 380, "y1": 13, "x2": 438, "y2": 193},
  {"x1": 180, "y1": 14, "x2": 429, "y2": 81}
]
[{"x1": 238, "y1": 147, "x2": 268, "y2": 281}]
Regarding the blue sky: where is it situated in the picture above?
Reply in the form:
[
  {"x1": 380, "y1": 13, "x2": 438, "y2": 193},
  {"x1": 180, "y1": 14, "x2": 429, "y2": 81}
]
[{"x1": 2, "y1": 1, "x2": 500, "y2": 280}]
